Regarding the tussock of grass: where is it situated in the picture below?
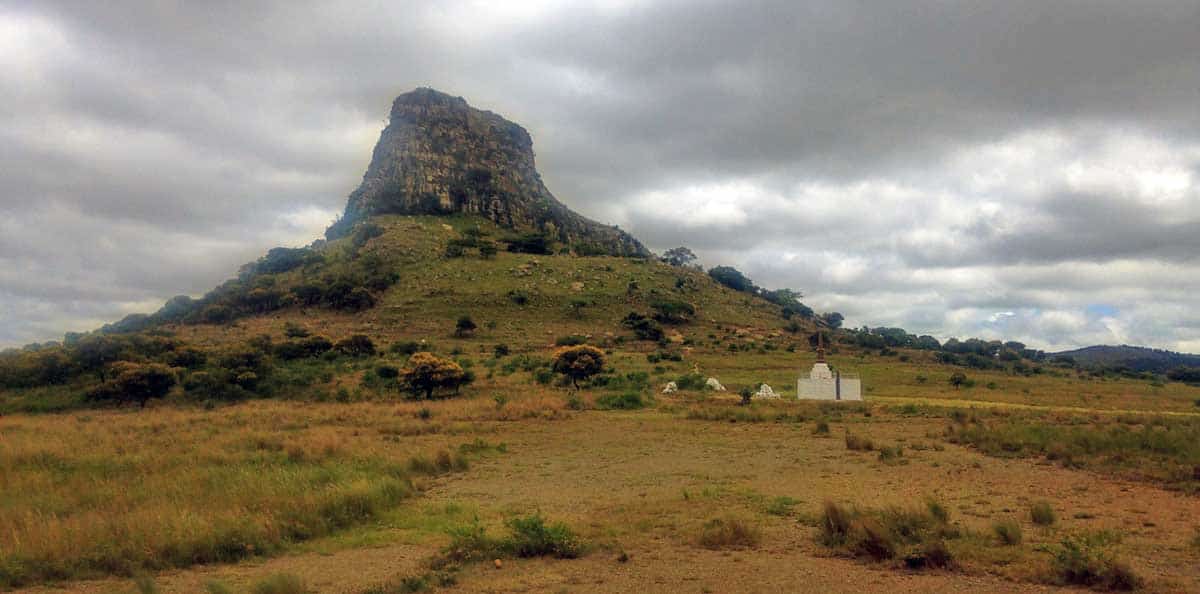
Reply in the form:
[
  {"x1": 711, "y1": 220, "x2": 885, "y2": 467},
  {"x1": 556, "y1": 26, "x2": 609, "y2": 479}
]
[
  {"x1": 252, "y1": 573, "x2": 308, "y2": 594},
  {"x1": 1048, "y1": 535, "x2": 1142, "y2": 591},
  {"x1": 818, "y1": 500, "x2": 958, "y2": 569},
  {"x1": 697, "y1": 516, "x2": 762, "y2": 549},
  {"x1": 1031, "y1": 501, "x2": 1057, "y2": 526},
  {"x1": 845, "y1": 433, "x2": 874, "y2": 451},
  {"x1": 440, "y1": 513, "x2": 584, "y2": 565},
  {"x1": 992, "y1": 519, "x2": 1023, "y2": 545}
]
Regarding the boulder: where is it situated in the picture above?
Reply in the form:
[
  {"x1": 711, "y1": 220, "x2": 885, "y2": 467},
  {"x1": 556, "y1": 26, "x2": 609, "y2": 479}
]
[
  {"x1": 755, "y1": 384, "x2": 779, "y2": 399},
  {"x1": 662, "y1": 381, "x2": 678, "y2": 394},
  {"x1": 705, "y1": 377, "x2": 726, "y2": 391}
]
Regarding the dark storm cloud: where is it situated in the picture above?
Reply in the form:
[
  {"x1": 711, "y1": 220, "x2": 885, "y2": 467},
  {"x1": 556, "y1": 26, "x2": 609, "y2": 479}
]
[{"x1": 1, "y1": 0, "x2": 1199, "y2": 350}]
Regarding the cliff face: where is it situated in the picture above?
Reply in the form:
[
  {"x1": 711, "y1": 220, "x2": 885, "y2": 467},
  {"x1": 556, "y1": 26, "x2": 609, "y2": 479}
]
[{"x1": 329, "y1": 88, "x2": 648, "y2": 257}]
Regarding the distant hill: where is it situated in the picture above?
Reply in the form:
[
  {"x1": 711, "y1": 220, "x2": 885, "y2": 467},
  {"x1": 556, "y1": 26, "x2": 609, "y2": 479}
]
[{"x1": 1050, "y1": 345, "x2": 1200, "y2": 373}]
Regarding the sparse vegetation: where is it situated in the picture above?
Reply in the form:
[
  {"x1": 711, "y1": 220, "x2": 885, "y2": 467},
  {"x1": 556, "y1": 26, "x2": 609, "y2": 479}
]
[
  {"x1": 1031, "y1": 501, "x2": 1057, "y2": 526},
  {"x1": 697, "y1": 516, "x2": 761, "y2": 549}
]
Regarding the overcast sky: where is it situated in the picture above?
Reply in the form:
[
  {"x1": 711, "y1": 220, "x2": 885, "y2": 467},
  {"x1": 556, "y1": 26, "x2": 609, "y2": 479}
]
[{"x1": 2, "y1": 0, "x2": 1198, "y2": 352}]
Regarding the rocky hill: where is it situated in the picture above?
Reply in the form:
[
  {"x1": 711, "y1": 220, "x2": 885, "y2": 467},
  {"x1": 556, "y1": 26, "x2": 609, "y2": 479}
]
[{"x1": 328, "y1": 88, "x2": 647, "y2": 257}]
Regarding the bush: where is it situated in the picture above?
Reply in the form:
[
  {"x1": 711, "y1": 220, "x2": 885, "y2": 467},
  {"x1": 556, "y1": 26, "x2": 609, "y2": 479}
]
[
  {"x1": 993, "y1": 519, "x2": 1023, "y2": 545},
  {"x1": 819, "y1": 500, "x2": 957, "y2": 567},
  {"x1": 506, "y1": 290, "x2": 529, "y2": 305},
  {"x1": 674, "y1": 372, "x2": 707, "y2": 391},
  {"x1": 505, "y1": 233, "x2": 552, "y2": 255},
  {"x1": 1050, "y1": 535, "x2": 1142, "y2": 590},
  {"x1": 697, "y1": 517, "x2": 761, "y2": 549},
  {"x1": 376, "y1": 365, "x2": 400, "y2": 379},
  {"x1": 554, "y1": 334, "x2": 587, "y2": 347},
  {"x1": 621, "y1": 312, "x2": 664, "y2": 341},
  {"x1": 845, "y1": 433, "x2": 874, "y2": 451},
  {"x1": 493, "y1": 343, "x2": 510, "y2": 358},
  {"x1": 85, "y1": 362, "x2": 176, "y2": 408},
  {"x1": 595, "y1": 391, "x2": 648, "y2": 410},
  {"x1": 391, "y1": 341, "x2": 423, "y2": 356},
  {"x1": 454, "y1": 316, "x2": 477, "y2": 338},
  {"x1": 814, "y1": 420, "x2": 831, "y2": 435},
  {"x1": 552, "y1": 345, "x2": 606, "y2": 389},
  {"x1": 650, "y1": 300, "x2": 695, "y2": 324},
  {"x1": 1031, "y1": 501, "x2": 1056, "y2": 526},
  {"x1": 400, "y1": 352, "x2": 468, "y2": 399},
  {"x1": 506, "y1": 514, "x2": 583, "y2": 559},
  {"x1": 335, "y1": 335, "x2": 376, "y2": 357}
]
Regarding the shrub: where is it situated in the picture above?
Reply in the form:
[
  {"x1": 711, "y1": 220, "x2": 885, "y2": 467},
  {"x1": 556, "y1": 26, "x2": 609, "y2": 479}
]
[
  {"x1": 85, "y1": 362, "x2": 176, "y2": 408},
  {"x1": 675, "y1": 372, "x2": 707, "y2": 391},
  {"x1": 552, "y1": 345, "x2": 606, "y2": 389},
  {"x1": 993, "y1": 519, "x2": 1023, "y2": 545},
  {"x1": 554, "y1": 334, "x2": 587, "y2": 347},
  {"x1": 506, "y1": 514, "x2": 583, "y2": 558},
  {"x1": 505, "y1": 233, "x2": 552, "y2": 255},
  {"x1": 1031, "y1": 501, "x2": 1056, "y2": 526},
  {"x1": 650, "y1": 300, "x2": 695, "y2": 324},
  {"x1": 376, "y1": 365, "x2": 400, "y2": 379},
  {"x1": 454, "y1": 316, "x2": 477, "y2": 337},
  {"x1": 697, "y1": 517, "x2": 761, "y2": 549},
  {"x1": 506, "y1": 290, "x2": 529, "y2": 305},
  {"x1": 391, "y1": 341, "x2": 423, "y2": 356},
  {"x1": 283, "y1": 323, "x2": 310, "y2": 338},
  {"x1": 595, "y1": 391, "x2": 647, "y2": 410},
  {"x1": 493, "y1": 343, "x2": 510, "y2": 358},
  {"x1": 621, "y1": 312, "x2": 664, "y2": 341},
  {"x1": 1050, "y1": 535, "x2": 1142, "y2": 590},
  {"x1": 845, "y1": 433, "x2": 874, "y2": 451},
  {"x1": 813, "y1": 420, "x2": 831, "y2": 435},
  {"x1": 335, "y1": 335, "x2": 376, "y2": 357},
  {"x1": 400, "y1": 352, "x2": 467, "y2": 399}
]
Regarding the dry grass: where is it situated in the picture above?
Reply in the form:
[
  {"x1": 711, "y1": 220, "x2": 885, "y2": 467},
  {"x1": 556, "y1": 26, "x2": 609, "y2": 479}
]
[
  {"x1": 696, "y1": 516, "x2": 762, "y2": 549},
  {"x1": 0, "y1": 400, "x2": 531, "y2": 588}
]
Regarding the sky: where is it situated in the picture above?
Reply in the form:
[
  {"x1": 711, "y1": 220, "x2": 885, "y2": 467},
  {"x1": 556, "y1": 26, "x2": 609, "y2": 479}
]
[{"x1": 1, "y1": 0, "x2": 1198, "y2": 352}]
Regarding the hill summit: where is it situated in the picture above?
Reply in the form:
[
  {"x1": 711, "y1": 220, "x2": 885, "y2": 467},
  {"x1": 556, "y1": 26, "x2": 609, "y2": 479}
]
[{"x1": 327, "y1": 88, "x2": 648, "y2": 257}]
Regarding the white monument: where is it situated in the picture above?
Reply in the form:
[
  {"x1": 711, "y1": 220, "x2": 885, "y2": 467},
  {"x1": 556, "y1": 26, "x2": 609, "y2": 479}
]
[{"x1": 797, "y1": 334, "x2": 862, "y2": 401}]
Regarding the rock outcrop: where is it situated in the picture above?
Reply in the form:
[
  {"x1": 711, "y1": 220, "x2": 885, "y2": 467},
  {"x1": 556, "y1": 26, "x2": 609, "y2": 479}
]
[{"x1": 329, "y1": 88, "x2": 648, "y2": 257}]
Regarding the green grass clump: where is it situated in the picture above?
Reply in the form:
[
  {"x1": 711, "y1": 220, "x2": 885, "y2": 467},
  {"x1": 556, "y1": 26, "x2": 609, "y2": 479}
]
[
  {"x1": 817, "y1": 500, "x2": 958, "y2": 568},
  {"x1": 1030, "y1": 501, "x2": 1056, "y2": 526},
  {"x1": 441, "y1": 514, "x2": 583, "y2": 565},
  {"x1": 595, "y1": 391, "x2": 649, "y2": 410},
  {"x1": 992, "y1": 519, "x2": 1023, "y2": 545},
  {"x1": 505, "y1": 514, "x2": 583, "y2": 558},
  {"x1": 1048, "y1": 535, "x2": 1141, "y2": 591},
  {"x1": 252, "y1": 573, "x2": 307, "y2": 594}
]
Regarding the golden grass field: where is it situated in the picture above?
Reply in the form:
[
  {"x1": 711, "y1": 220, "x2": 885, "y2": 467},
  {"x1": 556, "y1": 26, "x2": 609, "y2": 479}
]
[{"x1": 3, "y1": 215, "x2": 1199, "y2": 592}]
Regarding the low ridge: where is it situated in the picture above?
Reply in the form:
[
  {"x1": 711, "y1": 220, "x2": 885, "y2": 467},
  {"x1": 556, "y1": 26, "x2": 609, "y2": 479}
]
[{"x1": 328, "y1": 88, "x2": 648, "y2": 257}]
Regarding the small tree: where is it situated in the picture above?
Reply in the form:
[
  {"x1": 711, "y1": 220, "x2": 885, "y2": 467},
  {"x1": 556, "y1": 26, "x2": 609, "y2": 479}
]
[
  {"x1": 552, "y1": 345, "x2": 606, "y2": 389},
  {"x1": 739, "y1": 386, "x2": 753, "y2": 406},
  {"x1": 479, "y1": 243, "x2": 498, "y2": 259},
  {"x1": 949, "y1": 371, "x2": 967, "y2": 389},
  {"x1": 86, "y1": 362, "x2": 176, "y2": 408},
  {"x1": 399, "y1": 352, "x2": 466, "y2": 399},
  {"x1": 455, "y1": 315, "x2": 478, "y2": 337},
  {"x1": 662, "y1": 246, "x2": 698, "y2": 268}
]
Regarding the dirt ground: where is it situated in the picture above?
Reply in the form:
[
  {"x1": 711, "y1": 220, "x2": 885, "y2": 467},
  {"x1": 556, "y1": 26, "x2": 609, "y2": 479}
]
[{"x1": 15, "y1": 407, "x2": 1200, "y2": 593}]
